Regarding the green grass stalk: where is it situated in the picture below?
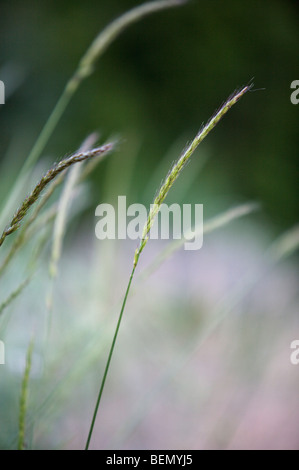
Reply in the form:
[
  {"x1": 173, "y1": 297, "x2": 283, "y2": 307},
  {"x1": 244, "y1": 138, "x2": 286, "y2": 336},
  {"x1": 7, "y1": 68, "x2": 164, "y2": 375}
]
[
  {"x1": 49, "y1": 133, "x2": 99, "y2": 279},
  {"x1": 0, "y1": 134, "x2": 105, "y2": 278},
  {"x1": 110, "y1": 223, "x2": 299, "y2": 448},
  {"x1": 18, "y1": 339, "x2": 34, "y2": 450},
  {"x1": 134, "y1": 85, "x2": 252, "y2": 267},
  {"x1": 0, "y1": 220, "x2": 55, "y2": 317},
  {"x1": 85, "y1": 265, "x2": 136, "y2": 450},
  {"x1": 0, "y1": 0, "x2": 187, "y2": 233},
  {"x1": 0, "y1": 204, "x2": 57, "y2": 278},
  {"x1": 0, "y1": 277, "x2": 31, "y2": 317},
  {"x1": 0, "y1": 143, "x2": 113, "y2": 249},
  {"x1": 85, "y1": 84, "x2": 251, "y2": 449}
]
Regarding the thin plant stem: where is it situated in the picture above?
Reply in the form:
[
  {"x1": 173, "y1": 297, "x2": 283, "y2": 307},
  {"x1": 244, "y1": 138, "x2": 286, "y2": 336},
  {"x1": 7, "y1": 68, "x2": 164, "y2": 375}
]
[
  {"x1": 0, "y1": 191, "x2": 58, "y2": 278},
  {"x1": 0, "y1": 204, "x2": 57, "y2": 278},
  {"x1": 18, "y1": 339, "x2": 34, "y2": 450},
  {"x1": 0, "y1": 144, "x2": 113, "y2": 248},
  {"x1": 0, "y1": 220, "x2": 53, "y2": 317},
  {"x1": 265, "y1": 223, "x2": 299, "y2": 263},
  {"x1": 49, "y1": 133, "x2": 99, "y2": 279},
  {"x1": 85, "y1": 84, "x2": 251, "y2": 449},
  {"x1": 0, "y1": 276, "x2": 31, "y2": 317},
  {"x1": 0, "y1": 0, "x2": 187, "y2": 232},
  {"x1": 85, "y1": 264, "x2": 136, "y2": 450},
  {"x1": 0, "y1": 134, "x2": 103, "y2": 278},
  {"x1": 46, "y1": 133, "x2": 109, "y2": 338},
  {"x1": 109, "y1": 224, "x2": 299, "y2": 448}
]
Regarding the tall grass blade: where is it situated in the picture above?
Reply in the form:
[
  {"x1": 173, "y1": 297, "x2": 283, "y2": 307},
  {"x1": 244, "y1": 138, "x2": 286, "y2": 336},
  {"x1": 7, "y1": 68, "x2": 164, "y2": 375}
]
[
  {"x1": 18, "y1": 339, "x2": 34, "y2": 450},
  {"x1": 110, "y1": 222, "x2": 299, "y2": 447},
  {"x1": 85, "y1": 84, "x2": 251, "y2": 449},
  {"x1": 133, "y1": 85, "x2": 253, "y2": 267},
  {"x1": 49, "y1": 133, "x2": 99, "y2": 280},
  {"x1": 0, "y1": 144, "x2": 113, "y2": 248},
  {"x1": 0, "y1": 0, "x2": 188, "y2": 233},
  {"x1": 0, "y1": 277, "x2": 31, "y2": 317}
]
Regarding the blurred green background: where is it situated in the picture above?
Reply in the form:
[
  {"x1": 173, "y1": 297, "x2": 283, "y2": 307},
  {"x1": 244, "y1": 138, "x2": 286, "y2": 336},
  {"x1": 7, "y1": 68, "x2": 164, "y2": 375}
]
[
  {"x1": 1, "y1": 0, "x2": 298, "y2": 230},
  {"x1": 0, "y1": 0, "x2": 298, "y2": 451}
]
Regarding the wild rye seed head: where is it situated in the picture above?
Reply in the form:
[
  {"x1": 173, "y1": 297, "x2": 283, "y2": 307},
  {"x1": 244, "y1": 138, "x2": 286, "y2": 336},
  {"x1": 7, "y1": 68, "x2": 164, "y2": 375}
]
[
  {"x1": 134, "y1": 84, "x2": 253, "y2": 267},
  {"x1": 0, "y1": 143, "x2": 114, "y2": 248}
]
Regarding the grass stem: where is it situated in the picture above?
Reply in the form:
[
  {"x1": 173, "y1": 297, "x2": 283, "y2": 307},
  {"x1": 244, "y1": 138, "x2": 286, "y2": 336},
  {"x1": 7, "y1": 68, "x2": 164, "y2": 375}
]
[
  {"x1": 85, "y1": 265, "x2": 136, "y2": 450},
  {"x1": 0, "y1": 0, "x2": 187, "y2": 233},
  {"x1": 85, "y1": 84, "x2": 251, "y2": 449},
  {"x1": 18, "y1": 339, "x2": 34, "y2": 450},
  {"x1": 0, "y1": 144, "x2": 113, "y2": 248}
]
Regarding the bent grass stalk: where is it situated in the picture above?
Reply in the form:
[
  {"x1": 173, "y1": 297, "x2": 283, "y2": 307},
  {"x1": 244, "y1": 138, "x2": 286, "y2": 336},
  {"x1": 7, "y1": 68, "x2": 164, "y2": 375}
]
[
  {"x1": 0, "y1": 0, "x2": 187, "y2": 233},
  {"x1": 49, "y1": 133, "x2": 100, "y2": 280},
  {"x1": 0, "y1": 203, "x2": 57, "y2": 278},
  {"x1": 23, "y1": 206, "x2": 259, "y2": 438},
  {"x1": 0, "y1": 134, "x2": 110, "y2": 278},
  {"x1": 0, "y1": 143, "x2": 113, "y2": 249},
  {"x1": 18, "y1": 339, "x2": 34, "y2": 450},
  {"x1": 0, "y1": 211, "x2": 60, "y2": 317},
  {"x1": 46, "y1": 133, "x2": 103, "y2": 332},
  {"x1": 133, "y1": 85, "x2": 253, "y2": 267},
  {"x1": 85, "y1": 84, "x2": 252, "y2": 450},
  {"x1": 8, "y1": 203, "x2": 259, "y2": 445},
  {"x1": 0, "y1": 276, "x2": 31, "y2": 317},
  {"x1": 0, "y1": 192, "x2": 58, "y2": 278}
]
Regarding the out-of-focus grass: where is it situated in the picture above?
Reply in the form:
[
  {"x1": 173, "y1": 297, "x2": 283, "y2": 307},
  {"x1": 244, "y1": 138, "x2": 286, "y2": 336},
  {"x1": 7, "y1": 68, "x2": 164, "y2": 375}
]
[
  {"x1": 0, "y1": 214, "x2": 298, "y2": 449},
  {"x1": 0, "y1": 0, "x2": 298, "y2": 451}
]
